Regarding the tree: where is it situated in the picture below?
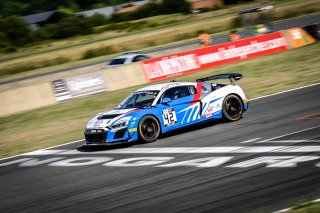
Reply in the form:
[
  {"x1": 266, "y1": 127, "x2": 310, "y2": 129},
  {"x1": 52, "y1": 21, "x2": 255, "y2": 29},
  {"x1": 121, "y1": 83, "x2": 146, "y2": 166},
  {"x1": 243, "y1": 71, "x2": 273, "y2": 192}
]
[
  {"x1": 161, "y1": 0, "x2": 191, "y2": 14},
  {"x1": 110, "y1": 1, "x2": 191, "y2": 23},
  {"x1": 0, "y1": 1, "x2": 28, "y2": 17},
  {"x1": 0, "y1": 32, "x2": 10, "y2": 48},
  {"x1": 0, "y1": 16, "x2": 32, "y2": 46},
  {"x1": 87, "y1": 14, "x2": 108, "y2": 27},
  {"x1": 43, "y1": 16, "x2": 92, "y2": 39}
]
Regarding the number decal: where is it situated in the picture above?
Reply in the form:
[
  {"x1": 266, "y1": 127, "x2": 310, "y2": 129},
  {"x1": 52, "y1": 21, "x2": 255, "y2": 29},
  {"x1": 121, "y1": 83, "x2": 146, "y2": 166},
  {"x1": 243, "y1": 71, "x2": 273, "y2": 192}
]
[{"x1": 162, "y1": 108, "x2": 177, "y2": 127}]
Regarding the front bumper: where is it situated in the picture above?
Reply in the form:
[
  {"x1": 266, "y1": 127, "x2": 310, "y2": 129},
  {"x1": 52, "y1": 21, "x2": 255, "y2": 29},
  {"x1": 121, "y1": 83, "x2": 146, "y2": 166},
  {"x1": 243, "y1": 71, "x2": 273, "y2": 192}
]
[
  {"x1": 243, "y1": 98, "x2": 249, "y2": 111},
  {"x1": 84, "y1": 128, "x2": 135, "y2": 145}
]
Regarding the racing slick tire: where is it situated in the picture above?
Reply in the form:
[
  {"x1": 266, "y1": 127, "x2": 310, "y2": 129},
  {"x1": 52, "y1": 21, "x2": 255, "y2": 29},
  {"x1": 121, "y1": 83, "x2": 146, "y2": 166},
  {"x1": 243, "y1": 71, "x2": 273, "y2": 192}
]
[
  {"x1": 138, "y1": 115, "x2": 161, "y2": 143},
  {"x1": 222, "y1": 94, "x2": 243, "y2": 121}
]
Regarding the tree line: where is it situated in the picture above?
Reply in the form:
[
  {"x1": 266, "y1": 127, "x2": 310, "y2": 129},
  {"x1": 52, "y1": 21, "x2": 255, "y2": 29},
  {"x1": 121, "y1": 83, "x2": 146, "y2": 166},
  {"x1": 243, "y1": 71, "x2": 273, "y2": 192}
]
[
  {"x1": 0, "y1": 0, "x2": 134, "y2": 17},
  {"x1": 0, "y1": 0, "x2": 191, "y2": 52}
]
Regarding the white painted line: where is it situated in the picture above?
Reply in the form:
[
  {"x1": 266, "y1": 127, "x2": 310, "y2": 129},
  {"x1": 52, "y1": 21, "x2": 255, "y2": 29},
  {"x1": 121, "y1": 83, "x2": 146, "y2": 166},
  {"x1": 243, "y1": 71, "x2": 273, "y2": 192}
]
[
  {"x1": 21, "y1": 149, "x2": 67, "y2": 156},
  {"x1": 1, "y1": 83, "x2": 320, "y2": 161},
  {"x1": 257, "y1": 125, "x2": 320, "y2": 143},
  {"x1": 0, "y1": 139, "x2": 84, "y2": 162},
  {"x1": 0, "y1": 153, "x2": 34, "y2": 162},
  {"x1": 250, "y1": 82, "x2": 320, "y2": 101},
  {"x1": 275, "y1": 208, "x2": 291, "y2": 213},
  {"x1": 274, "y1": 197, "x2": 320, "y2": 213},
  {"x1": 261, "y1": 140, "x2": 320, "y2": 143},
  {"x1": 42, "y1": 139, "x2": 84, "y2": 150},
  {"x1": 240, "y1": 138, "x2": 261, "y2": 143},
  {"x1": 18, "y1": 146, "x2": 320, "y2": 156}
]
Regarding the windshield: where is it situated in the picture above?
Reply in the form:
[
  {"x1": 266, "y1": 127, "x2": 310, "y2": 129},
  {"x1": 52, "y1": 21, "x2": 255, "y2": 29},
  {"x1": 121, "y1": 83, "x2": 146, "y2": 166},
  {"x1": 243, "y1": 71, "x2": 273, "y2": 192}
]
[
  {"x1": 116, "y1": 90, "x2": 160, "y2": 109},
  {"x1": 108, "y1": 58, "x2": 126, "y2": 65}
]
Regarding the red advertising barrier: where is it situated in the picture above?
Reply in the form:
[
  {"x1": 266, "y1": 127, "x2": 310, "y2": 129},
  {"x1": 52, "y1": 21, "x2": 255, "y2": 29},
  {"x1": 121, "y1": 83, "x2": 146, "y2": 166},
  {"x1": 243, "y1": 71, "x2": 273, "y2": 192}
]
[{"x1": 142, "y1": 32, "x2": 288, "y2": 81}]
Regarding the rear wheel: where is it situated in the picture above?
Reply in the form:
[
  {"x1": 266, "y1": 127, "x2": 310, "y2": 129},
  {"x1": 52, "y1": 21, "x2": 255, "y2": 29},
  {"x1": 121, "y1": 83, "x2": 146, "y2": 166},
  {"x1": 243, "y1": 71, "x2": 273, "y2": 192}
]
[
  {"x1": 138, "y1": 115, "x2": 160, "y2": 142},
  {"x1": 222, "y1": 94, "x2": 243, "y2": 121}
]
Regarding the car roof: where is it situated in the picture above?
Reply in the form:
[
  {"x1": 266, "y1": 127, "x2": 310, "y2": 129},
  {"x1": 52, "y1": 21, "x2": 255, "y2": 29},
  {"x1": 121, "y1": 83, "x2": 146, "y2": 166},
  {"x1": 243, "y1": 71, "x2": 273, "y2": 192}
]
[{"x1": 137, "y1": 82, "x2": 195, "y2": 92}]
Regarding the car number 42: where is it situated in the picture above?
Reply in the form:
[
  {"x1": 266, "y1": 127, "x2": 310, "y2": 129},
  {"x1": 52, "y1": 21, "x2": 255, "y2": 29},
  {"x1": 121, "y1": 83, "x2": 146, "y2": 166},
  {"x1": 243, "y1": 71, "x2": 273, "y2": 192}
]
[{"x1": 162, "y1": 108, "x2": 177, "y2": 127}]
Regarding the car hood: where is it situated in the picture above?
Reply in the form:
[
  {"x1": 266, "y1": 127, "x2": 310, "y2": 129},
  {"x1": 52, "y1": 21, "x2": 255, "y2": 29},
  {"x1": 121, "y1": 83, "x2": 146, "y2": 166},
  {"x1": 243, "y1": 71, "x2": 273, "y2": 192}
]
[{"x1": 86, "y1": 108, "x2": 136, "y2": 129}]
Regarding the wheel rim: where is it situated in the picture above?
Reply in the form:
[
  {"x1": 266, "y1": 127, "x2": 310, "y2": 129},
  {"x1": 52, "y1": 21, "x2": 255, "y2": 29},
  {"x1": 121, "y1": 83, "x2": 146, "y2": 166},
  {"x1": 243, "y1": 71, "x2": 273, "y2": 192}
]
[
  {"x1": 141, "y1": 118, "x2": 158, "y2": 140},
  {"x1": 225, "y1": 98, "x2": 242, "y2": 119}
]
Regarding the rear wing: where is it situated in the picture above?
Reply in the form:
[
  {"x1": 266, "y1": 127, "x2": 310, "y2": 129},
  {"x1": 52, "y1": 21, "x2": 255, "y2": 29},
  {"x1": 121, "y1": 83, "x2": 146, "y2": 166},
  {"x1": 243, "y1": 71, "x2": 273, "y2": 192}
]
[{"x1": 196, "y1": 73, "x2": 242, "y2": 85}]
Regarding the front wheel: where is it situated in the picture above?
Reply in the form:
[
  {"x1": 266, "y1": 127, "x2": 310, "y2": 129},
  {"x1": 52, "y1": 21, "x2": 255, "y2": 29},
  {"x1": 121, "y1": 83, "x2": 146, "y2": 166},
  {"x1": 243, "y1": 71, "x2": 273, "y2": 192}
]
[
  {"x1": 138, "y1": 115, "x2": 160, "y2": 142},
  {"x1": 222, "y1": 94, "x2": 243, "y2": 121}
]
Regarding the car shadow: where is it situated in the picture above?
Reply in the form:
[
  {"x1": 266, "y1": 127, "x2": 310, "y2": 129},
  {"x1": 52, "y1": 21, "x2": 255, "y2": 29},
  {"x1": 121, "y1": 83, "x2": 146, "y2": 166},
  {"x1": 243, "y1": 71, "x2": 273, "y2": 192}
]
[
  {"x1": 135, "y1": 118, "x2": 233, "y2": 144},
  {"x1": 77, "y1": 143, "x2": 132, "y2": 152},
  {"x1": 77, "y1": 118, "x2": 238, "y2": 152},
  {"x1": 159, "y1": 119, "x2": 229, "y2": 139}
]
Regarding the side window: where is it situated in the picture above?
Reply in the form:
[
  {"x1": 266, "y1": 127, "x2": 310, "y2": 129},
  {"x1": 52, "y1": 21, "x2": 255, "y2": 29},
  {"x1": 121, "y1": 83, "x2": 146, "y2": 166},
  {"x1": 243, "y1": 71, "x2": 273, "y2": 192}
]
[
  {"x1": 135, "y1": 93, "x2": 156, "y2": 107},
  {"x1": 162, "y1": 86, "x2": 191, "y2": 101},
  {"x1": 108, "y1": 58, "x2": 126, "y2": 65},
  {"x1": 133, "y1": 55, "x2": 150, "y2": 62},
  {"x1": 202, "y1": 82, "x2": 212, "y2": 94},
  {"x1": 201, "y1": 86, "x2": 208, "y2": 94},
  {"x1": 189, "y1": 86, "x2": 196, "y2": 95}
]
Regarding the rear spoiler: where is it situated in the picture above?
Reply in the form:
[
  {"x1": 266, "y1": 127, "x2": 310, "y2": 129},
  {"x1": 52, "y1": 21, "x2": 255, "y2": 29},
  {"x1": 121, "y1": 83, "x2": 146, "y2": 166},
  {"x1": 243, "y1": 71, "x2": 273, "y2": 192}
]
[{"x1": 196, "y1": 73, "x2": 242, "y2": 85}]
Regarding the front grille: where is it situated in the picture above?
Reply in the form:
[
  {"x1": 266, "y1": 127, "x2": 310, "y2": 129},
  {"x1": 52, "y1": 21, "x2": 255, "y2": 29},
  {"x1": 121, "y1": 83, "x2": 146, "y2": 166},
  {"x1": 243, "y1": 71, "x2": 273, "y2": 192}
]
[
  {"x1": 114, "y1": 128, "x2": 126, "y2": 139},
  {"x1": 85, "y1": 129, "x2": 107, "y2": 144}
]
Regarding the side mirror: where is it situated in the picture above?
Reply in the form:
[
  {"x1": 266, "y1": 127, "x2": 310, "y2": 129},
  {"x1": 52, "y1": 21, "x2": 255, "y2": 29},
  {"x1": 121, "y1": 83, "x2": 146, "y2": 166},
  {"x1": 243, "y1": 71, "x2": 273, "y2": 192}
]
[{"x1": 161, "y1": 97, "x2": 172, "y2": 105}]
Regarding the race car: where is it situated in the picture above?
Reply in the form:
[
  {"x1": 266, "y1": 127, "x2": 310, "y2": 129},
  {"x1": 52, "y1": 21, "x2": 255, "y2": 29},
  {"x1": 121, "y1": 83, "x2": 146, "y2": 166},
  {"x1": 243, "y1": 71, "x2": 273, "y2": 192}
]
[{"x1": 84, "y1": 73, "x2": 248, "y2": 145}]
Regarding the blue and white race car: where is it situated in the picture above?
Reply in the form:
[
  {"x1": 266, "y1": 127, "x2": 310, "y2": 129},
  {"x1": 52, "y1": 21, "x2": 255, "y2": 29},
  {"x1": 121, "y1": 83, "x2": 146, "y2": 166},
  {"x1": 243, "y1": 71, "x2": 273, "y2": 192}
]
[{"x1": 84, "y1": 73, "x2": 248, "y2": 145}]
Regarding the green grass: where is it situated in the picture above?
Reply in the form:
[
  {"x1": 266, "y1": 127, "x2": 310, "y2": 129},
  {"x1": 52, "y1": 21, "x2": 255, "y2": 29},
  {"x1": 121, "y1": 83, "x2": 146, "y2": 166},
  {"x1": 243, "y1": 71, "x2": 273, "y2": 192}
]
[
  {"x1": 0, "y1": 57, "x2": 70, "y2": 77},
  {"x1": 283, "y1": 201, "x2": 320, "y2": 213},
  {"x1": 0, "y1": 42, "x2": 319, "y2": 158}
]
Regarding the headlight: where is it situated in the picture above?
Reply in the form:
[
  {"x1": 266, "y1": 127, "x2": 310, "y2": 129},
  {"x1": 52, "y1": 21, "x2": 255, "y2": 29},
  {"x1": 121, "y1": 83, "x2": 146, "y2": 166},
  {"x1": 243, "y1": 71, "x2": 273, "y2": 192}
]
[{"x1": 108, "y1": 117, "x2": 131, "y2": 131}]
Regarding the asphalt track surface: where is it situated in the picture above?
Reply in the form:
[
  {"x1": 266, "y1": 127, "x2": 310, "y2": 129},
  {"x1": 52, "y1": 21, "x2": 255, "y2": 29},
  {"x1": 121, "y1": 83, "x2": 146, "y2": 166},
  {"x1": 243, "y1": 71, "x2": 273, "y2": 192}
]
[
  {"x1": 1, "y1": 84, "x2": 320, "y2": 213},
  {"x1": 0, "y1": 13, "x2": 319, "y2": 86}
]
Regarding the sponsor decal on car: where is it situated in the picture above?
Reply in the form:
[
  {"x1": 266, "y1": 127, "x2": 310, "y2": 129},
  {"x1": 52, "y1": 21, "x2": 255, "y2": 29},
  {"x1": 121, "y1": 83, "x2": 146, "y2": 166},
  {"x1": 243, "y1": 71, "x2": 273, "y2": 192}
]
[
  {"x1": 128, "y1": 128, "x2": 137, "y2": 132},
  {"x1": 162, "y1": 108, "x2": 178, "y2": 127}
]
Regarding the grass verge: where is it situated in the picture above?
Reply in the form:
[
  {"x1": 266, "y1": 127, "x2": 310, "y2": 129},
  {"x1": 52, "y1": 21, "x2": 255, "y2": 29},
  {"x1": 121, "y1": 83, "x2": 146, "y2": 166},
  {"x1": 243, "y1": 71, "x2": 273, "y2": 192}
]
[
  {"x1": 0, "y1": 43, "x2": 320, "y2": 158},
  {"x1": 282, "y1": 201, "x2": 320, "y2": 213}
]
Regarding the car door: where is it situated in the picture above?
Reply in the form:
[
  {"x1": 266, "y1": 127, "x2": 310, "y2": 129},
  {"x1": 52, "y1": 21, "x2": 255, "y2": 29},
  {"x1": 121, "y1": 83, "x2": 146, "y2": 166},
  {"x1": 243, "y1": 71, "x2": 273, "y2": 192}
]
[{"x1": 156, "y1": 85, "x2": 201, "y2": 132}]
